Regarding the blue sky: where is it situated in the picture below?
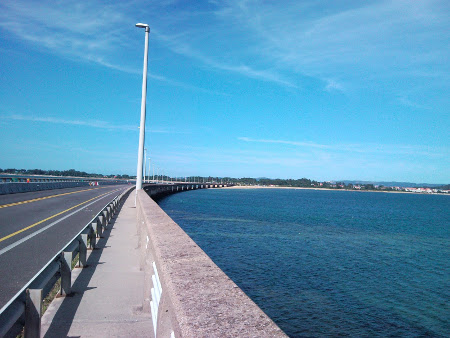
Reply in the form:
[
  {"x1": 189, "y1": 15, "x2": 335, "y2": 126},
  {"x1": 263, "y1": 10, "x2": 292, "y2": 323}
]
[{"x1": 0, "y1": 0, "x2": 448, "y2": 183}]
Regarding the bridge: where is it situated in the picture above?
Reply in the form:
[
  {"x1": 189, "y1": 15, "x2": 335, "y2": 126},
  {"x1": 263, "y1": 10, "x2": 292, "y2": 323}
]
[{"x1": 0, "y1": 179, "x2": 285, "y2": 337}]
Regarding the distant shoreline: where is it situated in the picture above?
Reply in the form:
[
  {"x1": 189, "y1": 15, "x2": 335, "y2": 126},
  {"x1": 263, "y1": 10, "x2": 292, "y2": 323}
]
[{"x1": 224, "y1": 185, "x2": 449, "y2": 196}]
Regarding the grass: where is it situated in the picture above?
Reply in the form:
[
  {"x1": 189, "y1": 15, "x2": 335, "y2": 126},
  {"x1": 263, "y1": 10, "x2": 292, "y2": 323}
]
[
  {"x1": 42, "y1": 253, "x2": 79, "y2": 314},
  {"x1": 15, "y1": 222, "x2": 104, "y2": 337},
  {"x1": 16, "y1": 252, "x2": 84, "y2": 337}
]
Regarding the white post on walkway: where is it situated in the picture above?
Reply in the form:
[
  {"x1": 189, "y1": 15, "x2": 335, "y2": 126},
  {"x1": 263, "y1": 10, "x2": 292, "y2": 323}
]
[
  {"x1": 135, "y1": 23, "x2": 150, "y2": 192},
  {"x1": 143, "y1": 148, "x2": 147, "y2": 183}
]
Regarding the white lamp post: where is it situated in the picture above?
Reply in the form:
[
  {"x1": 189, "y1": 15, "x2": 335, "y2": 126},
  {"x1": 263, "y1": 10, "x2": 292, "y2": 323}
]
[{"x1": 135, "y1": 23, "x2": 150, "y2": 191}]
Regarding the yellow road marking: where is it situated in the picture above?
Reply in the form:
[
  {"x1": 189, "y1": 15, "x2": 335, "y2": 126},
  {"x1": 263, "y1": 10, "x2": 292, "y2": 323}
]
[
  {"x1": 0, "y1": 187, "x2": 103, "y2": 209},
  {"x1": 0, "y1": 190, "x2": 114, "y2": 243}
]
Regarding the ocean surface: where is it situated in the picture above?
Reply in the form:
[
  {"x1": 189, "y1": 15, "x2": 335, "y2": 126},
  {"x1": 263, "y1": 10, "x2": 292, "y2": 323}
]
[{"x1": 157, "y1": 188, "x2": 449, "y2": 337}]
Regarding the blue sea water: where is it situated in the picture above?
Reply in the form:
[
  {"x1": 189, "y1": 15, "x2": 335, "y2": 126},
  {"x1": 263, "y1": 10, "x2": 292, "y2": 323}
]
[{"x1": 157, "y1": 188, "x2": 450, "y2": 337}]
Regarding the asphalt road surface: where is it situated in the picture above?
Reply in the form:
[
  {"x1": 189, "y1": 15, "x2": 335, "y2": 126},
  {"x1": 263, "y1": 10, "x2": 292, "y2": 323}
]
[{"x1": 0, "y1": 184, "x2": 130, "y2": 309}]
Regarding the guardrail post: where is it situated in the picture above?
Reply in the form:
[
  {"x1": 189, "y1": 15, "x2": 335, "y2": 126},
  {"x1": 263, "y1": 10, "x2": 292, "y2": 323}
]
[
  {"x1": 24, "y1": 288, "x2": 42, "y2": 338},
  {"x1": 107, "y1": 206, "x2": 112, "y2": 222},
  {"x1": 98, "y1": 215, "x2": 105, "y2": 235},
  {"x1": 109, "y1": 204, "x2": 114, "y2": 218},
  {"x1": 102, "y1": 209, "x2": 109, "y2": 226},
  {"x1": 78, "y1": 232, "x2": 88, "y2": 268},
  {"x1": 95, "y1": 218, "x2": 102, "y2": 238},
  {"x1": 60, "y1": 252, "x2": 72, "y2": 296},
  {"x1": 89, "y1": 224, "x2": 96, "y2": 249}
]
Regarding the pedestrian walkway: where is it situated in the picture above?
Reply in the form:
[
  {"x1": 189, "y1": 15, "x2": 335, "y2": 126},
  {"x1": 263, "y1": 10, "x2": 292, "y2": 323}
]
[{"x1": 41, "y1": 193, "x2": 152, "y2": 337}]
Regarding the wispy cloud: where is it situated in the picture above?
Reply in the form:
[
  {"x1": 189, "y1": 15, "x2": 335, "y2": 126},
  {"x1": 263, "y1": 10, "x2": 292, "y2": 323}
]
[
  {"x1": 0, "y1": 1, "x2": 126, "y2": 57},
  {"x1": 4, "y1": 114, "x2": 137, "y2": 131},
  {"x1": 238, "y1": 137, "x2": 330, "y2": 149},
  {"x1": 325, "y1": 79, "x2": 345, "y2": 92},
  {"x1": 398, "y1": 97, "x2": 431, "y2": 110},
  {"x1": 1, "y1": 114, "x2": 180, "y2": 133},
  {"x1": 86, "y1": 54, "x2": 228, "y2": 94},
  {"x1": 156, "y1": 31, "x2": 297, "y2": 88},
  {"x1": 3, "y1": 0, "x2": 446, "y2": 94},
  {"x1": 238, "y1": 137, "x2": 447, "y2": 158},
  {"x1": 147, "y1": 144, "x2": 447, "y2": 182},
  {"x1": 0, "y1": 0, "x2": 225, "y2": 94},
  {"x1": 212, "y1": 0, "x2": 449, "y2": 92}
]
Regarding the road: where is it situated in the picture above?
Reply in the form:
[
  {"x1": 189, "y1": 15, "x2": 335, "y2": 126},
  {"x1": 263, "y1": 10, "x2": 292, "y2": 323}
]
[{"x1": 0, "y1": 184, "x2": 130, "y2": 309}]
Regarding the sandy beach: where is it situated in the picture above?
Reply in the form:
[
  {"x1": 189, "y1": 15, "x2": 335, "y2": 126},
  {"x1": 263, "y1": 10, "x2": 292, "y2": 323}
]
[{"x1": 223, "y1": 185, "x2": 449, "y2": 195}]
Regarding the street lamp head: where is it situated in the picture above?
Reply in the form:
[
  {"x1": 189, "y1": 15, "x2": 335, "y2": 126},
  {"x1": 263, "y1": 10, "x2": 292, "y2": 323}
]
[{"x1": 136, "y1": 23, "x2": 149, "y2": 29}]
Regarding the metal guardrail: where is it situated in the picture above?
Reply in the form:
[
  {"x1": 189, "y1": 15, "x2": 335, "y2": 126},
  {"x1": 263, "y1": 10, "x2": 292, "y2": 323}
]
[{"x1": 0, "y1": 188, "x2": 133, "y2": 337}]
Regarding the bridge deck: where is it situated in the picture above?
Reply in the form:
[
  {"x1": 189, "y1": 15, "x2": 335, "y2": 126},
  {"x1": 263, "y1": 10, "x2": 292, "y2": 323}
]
[{"x1": 39, "y1": 185, "x2": 284, "y2": 337}]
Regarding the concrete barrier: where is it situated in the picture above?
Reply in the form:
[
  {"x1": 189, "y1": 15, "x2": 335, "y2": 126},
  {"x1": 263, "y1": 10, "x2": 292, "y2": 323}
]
[
  {"x1": 0, "y1": 182, "x2": 127, "y2": 195},
  {"x1": 0, "y1": 182, "x2": 89, "y2": 195},
  {"x1": 136, "y1": 190, "x2": 286, "y2": 337}
]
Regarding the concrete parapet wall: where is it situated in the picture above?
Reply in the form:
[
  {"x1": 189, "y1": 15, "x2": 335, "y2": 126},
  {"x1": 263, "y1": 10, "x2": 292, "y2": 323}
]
[
  {"x1": 136, "y1": 190, "x2": 286, "y2": 337},
  {"x1": 0, "y1": 182, "x2": 89, "y2": 195},
  {"x1": 0, "y1": 182, "x2": 127, "y2": 195}
]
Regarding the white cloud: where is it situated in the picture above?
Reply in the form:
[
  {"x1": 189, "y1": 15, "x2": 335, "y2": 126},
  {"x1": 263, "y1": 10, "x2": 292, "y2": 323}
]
[
  {"x1": 2, "y1": 0, "x2": 447, "y2": 94},
  {"x1": 155, "y1": 31, "x2": 297, "y2": 88},
  {"x1": 238, "y1": 137, "x2": 330, "y2": 149},
  {"x1": 1, "y1": 114, "x2": 182, "y2": 133},
  {"x1": 398, "y1": 97, "x2": 431, "y2": 110},
  {"x1": 147, "y1": 144, "x2": 448, "y2": 182},
  {"x1": 0, "y1": 1, "x2": 126, "y2": 55},
  {"x1": 0, "y1": 0, "x2": 225, "y2": 94},
  {"x1": 325, "y1": 79, "x2": 345, "y2": 92},
  {"x1": 238, "y1": 136, "x2": 447, "y2": 158},
  {"x1": 3, "y1": 114, "x2": 137, "y2": 131},
  {"x1": 212, "y1": 0, "x2": 449, "y2": 91}
]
